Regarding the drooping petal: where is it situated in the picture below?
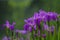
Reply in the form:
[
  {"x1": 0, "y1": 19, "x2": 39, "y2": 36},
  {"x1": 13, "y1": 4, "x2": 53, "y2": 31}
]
[
  {"x1": 15, "y1": 30, "x2": 27, "y2": 34},
  {"x1": 5, "y1": 20, "x2": 10, "y2": 28}
]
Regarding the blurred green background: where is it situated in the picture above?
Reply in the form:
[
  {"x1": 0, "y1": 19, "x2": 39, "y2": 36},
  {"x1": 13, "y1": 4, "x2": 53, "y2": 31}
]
[{"x1": 0, "y1": 0, "x2": 60, "y2": 39}]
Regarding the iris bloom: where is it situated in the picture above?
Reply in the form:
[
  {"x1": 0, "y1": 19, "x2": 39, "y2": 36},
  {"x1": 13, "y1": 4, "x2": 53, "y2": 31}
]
[
  {"x1": 24, "y1": 24, "x2": 36, "y2": 32},
  {"x1": 33, "y1": 12, "x2": 42, "y2": 25},
  {"x1": 24, "y1": 17, "x2": 36, "y2": 31},
  {"x1": 33, "y1": 10, "x2": 47, "y2": 27},
  {"x1": 43, "y1": 24, "x2": 55, "y2": 32},
  {"x1": 2, "y1": 36, "x2": 10, "y2": 40},
  {"x1": 4, "y1": 20, "x2": 16, "y2": 30},
  {"x1": 42, "y1": 34, "x2": 46, "y2": 38},
  {"x1": 48, "y1": 26, "x2": 55, "y2": 32},
  {"x1": 24, "y1": 17, "x2": 35, "y2": 26},
  {"x1": 46, "y1": 12, "x2": 58, "y2": 21}
]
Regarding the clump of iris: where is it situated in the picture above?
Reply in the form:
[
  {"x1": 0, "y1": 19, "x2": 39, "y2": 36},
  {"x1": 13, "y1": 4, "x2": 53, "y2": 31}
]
[
  {"x1": 2, "y1": 9, "x2": 60, "y2": 40},
  {"x1": 24, "y1": 9, "x2": 59, "y2": 40}
]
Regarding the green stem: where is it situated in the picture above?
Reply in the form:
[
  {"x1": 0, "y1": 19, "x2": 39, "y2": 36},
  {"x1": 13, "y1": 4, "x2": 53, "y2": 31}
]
[
  {"x1": 48, "y1": 21, "x2": 50, "y2": 40},
  {"x1": 6, "y1": 28, "x2": 9, "y2": 40},
  {"x1": 56, "y1": 18, "x2": 59, "y2": 40},
  {"x1": 39, "y1": 22, "x2": 43, "y2": 40},
  {"x1": 32, "y1": 27, "x2": 35, "y2": 40},
  {"x1": 42, "y1": 38, "x2": 44, "y2": 40},
  {"x1": 11, "y1": 31, "x2": 14, "y2": 40},
  {"x1": 16, "y1": 32, "x2": 19, "y2": 40},
  {"x1": 57, "y1": 18, "x2": 59, "y2": 31},
  {"x1": 35, "y1": 25, "x2": 39, "y2": 40}
]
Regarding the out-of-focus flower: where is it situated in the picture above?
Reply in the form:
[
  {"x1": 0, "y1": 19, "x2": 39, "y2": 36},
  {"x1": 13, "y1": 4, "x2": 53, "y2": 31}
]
[
  {"x1": 24, "y1": 17, "x2": 37, "y2": 31},
  {"x1": 33, "y1": 12, "x2": 42, "y2": 25},
  {"x1": 5, "y1": 20, "x2": 10, "y2": 28},
  {"x1": 39, "y1": 10, "x2": 47, "y2": 22},
  {"x1": 23, "y1": 9, "x2": 58, "y2": 39},
  {"x1": 24, "y1": 17, "x2": 35, "y2": 26},
  {"x1": 24, "y1": 24, "x2": 36, "y2": 32},
  {"x1": 9, "y1": 25, "x2": 14, "y2": 30},
  {"x1": 43, "y1": 23, "x2": 55, "y2": 33},
  {"x1": 24, "y1": 24, "x2": 31, "y2": 31},
  {"x1": 33, "y1": 10, "x2": 47, "y2": 28},
  {"x1": 42, "y1": 34, "x2": 46, "y2": 38},
  {"x1": 2, "y1": 36, "x2": 8, "y2": 40},
  {"x1": 2, "y1": 36, "x2": 10, "y2": 40},
  {"x1": 39, "y1": 9, "x2": 47, "y2": 16},
  {"x1": 48, "y1": 26, "x2": 55, "y2": 32},
  {"x1": 43, "y1": 24, "x2": 49, "y2": 31},
  {"x1": 4, "y1": 20, "x2": 16, "y2": 30},
  {"x1": 46, "y1": 12, "x2": 58, "y2": 21}
]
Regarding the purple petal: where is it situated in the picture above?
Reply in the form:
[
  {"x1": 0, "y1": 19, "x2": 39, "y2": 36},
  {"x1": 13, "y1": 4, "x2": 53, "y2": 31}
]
[
  {"x1": 24, "y1": 24, "x2": 30, "y2": 31},
  {"x1": 5, "y1": 20, "x2": 10, "y2": 28},
  {"x1": 46, "y1": 12, "x2": 58, "y2": 21},
  {"x1": 39, "y1": 9, "x2": 47, "y2": 16},
  {"x1": 9, "y1": 25, "x2": 14, "y2": 30},
  {"x1": 24, "y1": 17, "x2": 35, "y2": 26},
  {"x1": 15, "y1": 30, "x2": 27, "y2": 34}
]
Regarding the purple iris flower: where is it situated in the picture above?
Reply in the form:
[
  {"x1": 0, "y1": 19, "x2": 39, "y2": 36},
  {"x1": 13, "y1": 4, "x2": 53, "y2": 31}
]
[
  {"x1": 39, "y1": 10, "x2": 47, "y2": 22},
  {"x1": 48, "y1": 26, "x2": 55, "y2": 32},
  {"x1": 2, "y1": 36, "x2": 10, "y2": 40},
  {"x1": 24, "y1": 17, "x2": 36, "y2": 31},
  {"x1": 9, "y1": 25, "x2": 14, "y2": 30},
  {"x1": 23, "y1": 9, "x2": 58, "y2": 39},
  {"x1": 24, "y1": 24, "x2": 36, "y2": 32},
  {"x1": 46, "y1": 12, "x2": 58, "y2": 21},
  {"x1": 15, "y1": 30, "x2": 27, "y2": 34},
  {"x1": 33, "y1": 12, "x2": 42, "y2": 25},
  {"x1": 33, "y1": 10, "x2": 47, "y2": 26},
  {"x1": 24, "y1": 17, "x2": 36, "y2": 26},
  {"x1": 39, "y1": 10, "x2": 58, "y2": 21},
  {"x1": 24, "y1": 24, "x2": 31, "y2": 31},
  {"x1": 42, "y1": 34, "x2": 46, "y2": 38},
  {"x1": 4, "y1": 20, "x2": 16, "y2": 30},
  {"x1": 43, "y1": 23, "x2": 55, "y2": 32},
  {"x1": 2, "y1": 36, "x2": 8, "y2": 40},
  {"x1": 5, "y1": 20, "x2": 10, "y2": 28},
  {"x1": 33, "y1": 12, "x2": 43, "y2": 30},
  {"x1": 39, "y1": 9, "x2": 47, "y2": 16}
]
